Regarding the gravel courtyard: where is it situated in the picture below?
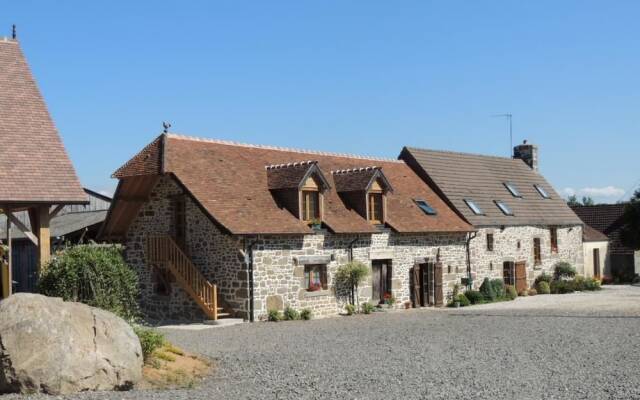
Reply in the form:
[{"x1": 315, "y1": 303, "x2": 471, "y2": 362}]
[{"x1": 6, "y1": 285, "x2": 640, "y2": 399}]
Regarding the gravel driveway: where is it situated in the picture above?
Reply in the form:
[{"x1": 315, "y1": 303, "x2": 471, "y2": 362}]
[{"x1": 5, "y1": 285, "x2": 640, "y2": 399}]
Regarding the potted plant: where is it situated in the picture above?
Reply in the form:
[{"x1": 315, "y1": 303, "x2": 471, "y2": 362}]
[
  {"x1": 383, "y1": 292, "x2": 396, "y2": 307},
  {"x1": 309, "y1": 218, "x2": 322, "y2": 230},
  {"x1": 308, "y1": 283, "x2": 322, "y2": 292}
]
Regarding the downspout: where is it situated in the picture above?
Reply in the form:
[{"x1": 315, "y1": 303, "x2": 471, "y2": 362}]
[
  {"x1": 465, "y1": 232, "x2": 477, "y2": 291},
  {"x1": 245, "y1": 238, "x2": 259, "y2": 322},
  {"x1": 347, "y1": 237, "x2": 358, "y2": 262}
]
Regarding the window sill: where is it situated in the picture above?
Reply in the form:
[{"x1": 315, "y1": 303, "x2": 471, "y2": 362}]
[{"x1": 304, "y1": 289, "x2": 330, "y2": 298}]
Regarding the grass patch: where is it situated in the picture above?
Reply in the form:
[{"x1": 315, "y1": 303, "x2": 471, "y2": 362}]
[{"x1": 140, "y1": 342, "x2": 211, "y2": 390}]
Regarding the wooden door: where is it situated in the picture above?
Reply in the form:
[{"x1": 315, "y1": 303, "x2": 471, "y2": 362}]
[
  {"x1": 411, "y1": 265, "x2": 422, "y2": 307},
  {"x1": 515, "y1": 262, "x2": 527, "y2": 293},
  {"x1": 593, "y1": 248, "x2": 601, "y2": 277},
  {"x1": 421, "y1": 262, "x2": 443, "y2": 307},
  {"x1": 372, "y1": 260, "x2": 392, "y2": 303},
  {"x1": 434, "y1": 263, "x2": 443, "y2": 306}
]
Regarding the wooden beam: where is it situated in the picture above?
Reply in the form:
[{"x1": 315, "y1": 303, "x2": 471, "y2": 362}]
[
  {"x1": 49, "y1": 204, "x2": 65, "y2": 219},
  {"x1": 36, "y1": 206, "x2": 51, "y2": 273},
  {"x1": 6, "y1": 211, "x2": 38, "y2": 246},
  {"x1": 6, "y1": 216, "x2": 11, "y2": 297}
]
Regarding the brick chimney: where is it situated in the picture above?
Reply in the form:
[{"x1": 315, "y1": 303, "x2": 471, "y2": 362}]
[{"x1": 513, "y1": 140, "x2": 538, "y2": 171}]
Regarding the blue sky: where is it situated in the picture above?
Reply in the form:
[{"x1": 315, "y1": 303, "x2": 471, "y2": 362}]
[{"x1": 4, "y1": 1, "x2": 639, "y2": 203}]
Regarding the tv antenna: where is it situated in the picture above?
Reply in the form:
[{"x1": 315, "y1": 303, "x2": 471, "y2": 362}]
[{"x1": 491, "y1": 113, "x2": 513, "y2": 157}]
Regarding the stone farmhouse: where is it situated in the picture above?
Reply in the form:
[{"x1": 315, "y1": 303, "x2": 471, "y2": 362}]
[
  {"x1": 101, "y1": 134, "x2": 585, "y2": 322},
  {"x1": 100, "y1": 133, "x2": 474, "y2": 321},
  {"x1": 400, "y1": 141, "x2": 584, "y2": 293}
]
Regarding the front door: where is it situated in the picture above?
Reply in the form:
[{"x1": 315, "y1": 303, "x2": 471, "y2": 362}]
[
  {"x1": 372, "y1": 260, "x2": 392, "y2": 304},
  {"x1": 515, "y1": 261, "x2": 527, "y2": 293}
]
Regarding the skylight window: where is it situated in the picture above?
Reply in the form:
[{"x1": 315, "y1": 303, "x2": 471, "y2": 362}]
[
  {"x1": 415, "y1": 199, "x2": 437, "y2": 215},
  {"x1": 503, "y1": 182, "x2": 521, "y2": 197},
  {"x1": 464, "y1": 199, "x2": 483, "y2": 215},
  {"x1": 495, "y1": 200, "x2": 514, "y2": 216},
  {"x1": 534, "y1": 184, "x2": 550, "y2": 199}
]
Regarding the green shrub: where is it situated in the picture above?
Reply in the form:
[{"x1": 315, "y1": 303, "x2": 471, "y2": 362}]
[
  {"x1": 582, "y1": 277, "x2": 602, "y2": 291},
  {"x1": 479, "y1": 278, "x2": 497, "y2": 301},
  {"x1": 505, "y1": 285, "x2": 518, "y2": 300},
  {"x1": 267, "y1": 309, "x2": 281, "y2": 322},
  {"x1": 554, "y1": 262, "x2": 576, "y2": 280},
  {"x1": 300, "y1": 308, "x2": 313, "y2": 320},
  {"x1": 536, "y1": 281, "x2": 551, "y2": 294},
  {"x1": 518, "y1": 289, "x2": 528, "y2": 297},
  {"x1": 528, "y1": 288, "x2": 537, "y2": 296},
  {"x1": 464, "y1": 290, "x2": 484, "y2": 304},
  {"x1": 133, "y1": 326, "x2": 165, "y2": 361},
  {"x1": 335, "y1": 261, "x2": 370, "y2": 306},
  {"x1": 283, "y1": 306, "x2": 300, "y2": 321},
  {"x1": 454, "y1": 293, "x2": 470, "y2": 307},
  {"x1": 490, "y1": 279, "x2": 505, "y2": 298},
  {"x1": 572, "y1": 275, "x2": 586, "y2": 291},
  {"x1": 361, "y1": 302, "x2": 375, "y2": 314},
  {"x1": 344, "y1": 304, "x2": 356, "y2": 315},
  {"x1": 534, "y1": 273, "x2": 553, "y2": 285},
  {"x1": 550, "y1": 280, "x2": 574, "y2": 294},
  {"x1": 37, "y1": 244, "x2": 139, "y2": 322}
]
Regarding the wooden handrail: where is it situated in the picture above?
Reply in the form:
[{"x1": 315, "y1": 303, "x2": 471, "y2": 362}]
[{"x1": 146, "y1": 235, "x2": 218, "y2": 320}]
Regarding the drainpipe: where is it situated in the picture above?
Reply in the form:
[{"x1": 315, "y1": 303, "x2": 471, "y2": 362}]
[
  {"x1": 347, "y1": 237, "x2": 358, "y2": 262},
  {"x1": 465, "y1": 232, "x2": 477, "y2": 291},
  {"x1": 245, "y1": 239, "x2": 259, "y2": 322}
]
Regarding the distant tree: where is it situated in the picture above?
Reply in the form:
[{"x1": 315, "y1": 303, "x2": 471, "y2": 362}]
[
  {"x1": 581, "y1": 196, "x2": 595, "y2": 206},
  {"x1": 621, "y1": 189, "x2": 640, "y2": 250},
  {"x1": 567, "y1": 195, "x2": 580, "y2": 206}
]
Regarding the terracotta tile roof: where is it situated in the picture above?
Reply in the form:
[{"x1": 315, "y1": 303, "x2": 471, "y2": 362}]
[
  {"x1": 572, "y1": 204, "x2": 632, "y2": 254},
  {"x1": 266, "y1": 161, "x2": 329, "y2": 191},
  {"x1": 0, "y1": 39, "x2": 86, "y2": 204},
  {"x1": 332, "y1": 167, "x2": 391, "y2": 193},
  {"x1": 108, "y1": 133, "x2": 473, "y2": 236},
  {"x1": 400, "y1": 147, "x2": 583, "y2": 227}
]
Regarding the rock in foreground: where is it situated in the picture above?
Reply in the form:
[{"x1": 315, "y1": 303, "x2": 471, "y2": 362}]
[{"x1": 0, "y1": 293, "x2": 142, "y2": 395}]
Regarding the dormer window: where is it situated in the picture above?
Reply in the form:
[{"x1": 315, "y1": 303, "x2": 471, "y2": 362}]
[
  {"x1": 332, "y1": 166, "x2": 393, "y2": 225},
  {"x1": 266, "y1": 160, "x2": 330, "y2": 225}
]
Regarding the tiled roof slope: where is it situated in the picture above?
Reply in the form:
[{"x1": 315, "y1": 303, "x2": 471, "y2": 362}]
[
  {"x1": 572, "y1": 204, "x2": 632, "y2": 254},
  {"x1": 583, "y1": 224, "x2": 609, "y2": 243},
  {"x1": 113, "y1": 133, "x2": 473, "y2": 235},
  {"x1": 113, "y1": 135, "x2": 163, "y2": 178},
  {"x1": 0, "y1": 39, "x2": 86, "y2": 203},
  {"x1": 332, "y1": 167, "x2": 389, "y2": 193},
  {"x1": 400, "y1": 147, "x2": 582, "y2": 227}
]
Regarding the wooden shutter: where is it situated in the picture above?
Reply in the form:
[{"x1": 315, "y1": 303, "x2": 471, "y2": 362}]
[
  {"x1": 320, "y1": 265, "x2": 328, "y2": 290},
  {"x1": 515, "y1": 262, "x2": 527, "y2": 293},
  {"x1": 411, "y1": 265, "x2": 421, "y2": 308},
  {"x1": 434, "y1": 262, "x2": 443, "y2": 306}
]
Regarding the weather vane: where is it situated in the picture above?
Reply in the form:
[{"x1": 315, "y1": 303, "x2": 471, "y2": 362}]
[{"x1": 162, "y1": 121, "x2": 171, "y2": 133}]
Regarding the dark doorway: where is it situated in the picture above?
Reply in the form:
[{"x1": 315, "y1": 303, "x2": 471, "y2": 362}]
[
  {"x1": 503, "y1": 261, "x2": 515, "y2": 286},
  {"x1": 372, "y1": 259, "x2": 392, "y2": 304},
  {"x1": 593, "y1": 248, "x2": 601, "y2": 278}
]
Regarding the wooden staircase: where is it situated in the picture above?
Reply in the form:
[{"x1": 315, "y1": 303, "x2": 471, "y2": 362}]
[{"x1": 146, "y1": 235, "x2": 226, "y2": 320}]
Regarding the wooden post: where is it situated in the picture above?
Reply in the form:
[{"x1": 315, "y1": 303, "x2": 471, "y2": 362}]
[
  {"x1": 35, "y1": 206, "x2": 51, "y2": 273},
  {"x1": 6, "y1": 215, "x2": 11, "y2": 297}
]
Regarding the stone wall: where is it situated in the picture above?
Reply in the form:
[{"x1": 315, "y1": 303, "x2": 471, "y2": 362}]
[
  {"x1": 249, "y1": 230, "x2": 469, "y2": 319},
  {"x1": 468, "y1": 225, "x2": 584, "y2": 289}
]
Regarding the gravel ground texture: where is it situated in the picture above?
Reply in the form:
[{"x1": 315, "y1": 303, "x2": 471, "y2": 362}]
[{"x1": 4, "y1": 285, "x2": 640, "y2": 400}]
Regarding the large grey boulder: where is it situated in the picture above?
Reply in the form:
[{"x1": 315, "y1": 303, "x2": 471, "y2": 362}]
[{"x1": 0, "y1": 293, "x2": 143, "y2": 395}]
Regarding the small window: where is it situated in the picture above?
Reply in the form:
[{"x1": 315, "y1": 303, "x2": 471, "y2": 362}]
[
  {"x1": 503, "y1": 182, "x2": 521, "y2": 197},
  {"x1": 550, "y1": 227, "x2": 558, "y2": 253},
  {"x1": 464, "y1": 199, "x2": 483, "y2": 215},
  {"x1": 495, "y1": 200, "x2": 514, "y2": 216},
  {"x1": 415, "y1": 199, "x2": 436, "y2": 215},
  {"x1": 533, "y1": 238, "x2": 542, "y2": 265},
  {"x1": 487, "y1": 233, "x2": 494, "y2": 251},
  {"x1": 534, "y1": 184, "x2": 550, "y2": 199},
  {"x1": 304, "y1": 264, "x2": 327, "y2": 291},
  {"x1": 368, "y1": 192, "x2": 384, "y2": 223},
  {"x1": 301, "y1": 190, "x2": 320, "y2": 222}
]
